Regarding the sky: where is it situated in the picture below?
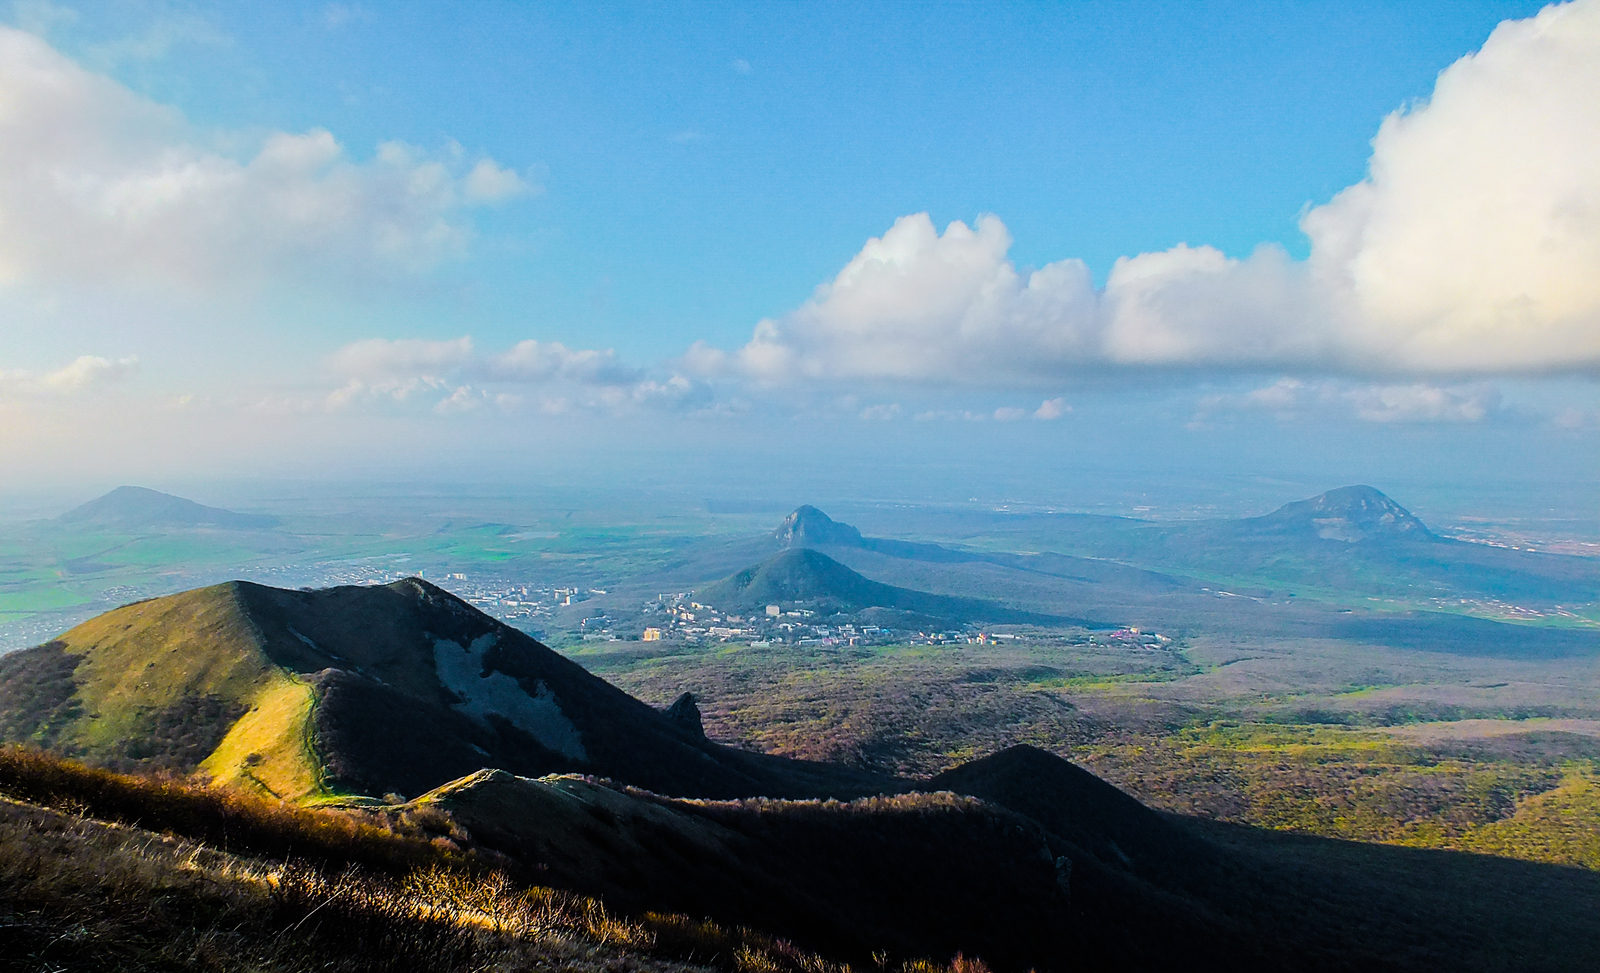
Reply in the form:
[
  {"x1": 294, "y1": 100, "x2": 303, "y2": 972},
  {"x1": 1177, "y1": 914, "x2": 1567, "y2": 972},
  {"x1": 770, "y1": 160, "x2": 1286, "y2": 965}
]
[{"x1": 0, "y1": 0, "x2": 1596, "y2": 516}]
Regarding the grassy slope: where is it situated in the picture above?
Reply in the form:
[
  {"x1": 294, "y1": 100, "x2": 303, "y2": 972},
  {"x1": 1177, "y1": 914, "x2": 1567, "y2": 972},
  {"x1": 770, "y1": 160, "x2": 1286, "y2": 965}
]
[
  {"x1": 200, "y1": 668, "x2": 322, "y2": 801},
  {"x1": 0, "y1": 747, "x2": 864, "y2": 973},
  {"x1": 27, "y1": 584, "x2": 327, "y2": 798}
]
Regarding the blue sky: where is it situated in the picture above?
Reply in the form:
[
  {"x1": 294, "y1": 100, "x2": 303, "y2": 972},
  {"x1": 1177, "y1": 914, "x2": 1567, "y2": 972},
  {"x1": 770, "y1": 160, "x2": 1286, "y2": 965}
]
[{"x1": 0, "y1": 0, "x2": 1596, "y2": 511}]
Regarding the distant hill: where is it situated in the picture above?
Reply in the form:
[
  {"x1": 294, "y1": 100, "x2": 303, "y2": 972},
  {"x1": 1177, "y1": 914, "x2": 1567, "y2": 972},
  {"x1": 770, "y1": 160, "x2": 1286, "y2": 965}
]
[
  {"x1": 1236, "y1": 485, "x2": 1435, "y2": 543},
  {"x1": 58, "y1": 486, "x2": 280, "y2": 530},
  {"x1": 774, "y1": 505, "x2": 865, "y2": 547},
  {"x1": 774, "y1": 505, "x2": 984, "y2": 563},
  {"x1": 0, "y1": 578, "x2": 887, "y2": 801},
  {"x1": 699, "y1": 548, "x2": 1096, "y2": 627}
]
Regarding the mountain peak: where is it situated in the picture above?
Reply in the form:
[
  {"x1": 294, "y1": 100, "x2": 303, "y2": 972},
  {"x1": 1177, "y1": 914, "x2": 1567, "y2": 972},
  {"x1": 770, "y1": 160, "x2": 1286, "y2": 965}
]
[
  {"x1": 58, "y1": 486, "x2": 280, "y2": 530},
  {"x1": 773, "y1": 505, "x2": 863, "y2": 548},
  {"x1": 1259, "y1": 485, "x2": 1433, "y2": 543},
  {"x1": 0, "y1": 577, "x2": 886, "y2": 802}
]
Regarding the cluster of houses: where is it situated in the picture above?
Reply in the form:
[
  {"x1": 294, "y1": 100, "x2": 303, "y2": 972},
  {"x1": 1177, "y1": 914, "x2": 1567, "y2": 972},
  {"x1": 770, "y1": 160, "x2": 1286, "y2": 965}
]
[{"x1": 633, "y1": 594, "x2": 1059, "y2": 648}]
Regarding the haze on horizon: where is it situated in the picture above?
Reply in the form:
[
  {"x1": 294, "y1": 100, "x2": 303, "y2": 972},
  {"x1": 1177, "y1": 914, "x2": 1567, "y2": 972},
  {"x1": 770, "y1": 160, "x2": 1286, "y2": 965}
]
[{"x1": 0, "y1": 0, "x2": 1595, "y2": 518}]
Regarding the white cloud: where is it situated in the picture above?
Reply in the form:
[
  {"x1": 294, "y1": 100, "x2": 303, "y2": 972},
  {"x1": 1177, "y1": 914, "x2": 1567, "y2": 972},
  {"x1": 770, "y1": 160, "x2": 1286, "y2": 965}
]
[
  {"x1": 709, "y1": 0, "x2": 1600, "y2": 383},
  {"x1": 327, "y1": 337, "x2": 475, "y2": 382},
  {"x1": 484, "y1": 340, "x2": 640, "y2": 385},
  {"x1": 463, "y1": 159, "x2": 531, "y2": 202},
  {"x1": 322, "y1": 336, "x2": 701, "y2": 415},
  {"x1": 43, "y1": 353, "x2": 138, "y2": 390},
  {"x1": 1299, "y1": 0, "x2": 1600, "y2": 373},
  {"x1": 1034, "y1": 397, "x2": 1069, "y2": 419},
  {"x1": 1196, "y1": 378, "x2": 1502, "y2": 424},
  {"x1": 0, "y1": 353, "x2": 137, "y2": 395},
  {"x1": 1343, "y1": 384, "x2": 1501, "y2": 424},
  {"x1": 0, "y1": 27, "x2": 527, "y2": 296}
]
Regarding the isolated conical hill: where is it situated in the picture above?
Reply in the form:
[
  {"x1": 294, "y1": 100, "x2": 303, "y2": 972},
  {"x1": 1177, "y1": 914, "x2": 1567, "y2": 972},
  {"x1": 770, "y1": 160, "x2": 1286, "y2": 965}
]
[
  {"x1": 58, "y1": 485, "x2": 280, "y2": 529},
  {"x1": 1243, "y1": 485, "x2": 1434, "y2": 543},
  {"x1": 700, "y1": 548, "x2": 1088, "y2": 626},
  {"x1": 773, "y1": 505, "x2": 864, "y2": 548},
  {"x1": 0, "y1": 578, "x2": 888, "y2": 802}
]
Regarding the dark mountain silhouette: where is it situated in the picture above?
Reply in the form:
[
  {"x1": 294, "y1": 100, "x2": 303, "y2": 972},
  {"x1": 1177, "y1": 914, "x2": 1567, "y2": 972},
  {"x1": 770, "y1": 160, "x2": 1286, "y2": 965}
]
[
  {"x1": 700, "y1": 548, "x2": 1097, "y2": 627},
  {"x1": 417, "y1": 763, "x2": 1265, "y2": 973},
  {"x1": 928, "y1": 745, "x2": 1228, "y2": 896},
  {"x1": 57, "y1": 486, "x2": 281, "y2": 530},
  {"x1": 0, "y1": 578, "x2": 888, "y2": 801}
]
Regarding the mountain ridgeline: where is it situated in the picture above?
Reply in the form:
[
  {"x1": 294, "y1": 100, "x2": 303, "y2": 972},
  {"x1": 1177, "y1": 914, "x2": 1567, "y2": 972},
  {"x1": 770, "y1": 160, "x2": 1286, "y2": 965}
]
[
  {"x1": 741, "y1": 490, "x2": 1598, "y2": 654},
  {"x1": 0, "y1": 575, "x2": 1295, "y2": 969},
  {"x1": 3, "y1": 489, "x2": 1598, "y2": 970},
  {"x1": 0, "y1": 578, "x2": 885, "y2": 802}
]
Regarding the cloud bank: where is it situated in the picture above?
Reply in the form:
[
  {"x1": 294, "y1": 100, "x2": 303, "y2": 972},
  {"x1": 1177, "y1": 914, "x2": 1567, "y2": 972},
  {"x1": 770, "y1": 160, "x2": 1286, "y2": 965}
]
[
  {"x1": 0, "y1": 26, "x2": 529, "y2": 296},
  {"x1": 1196, "y1": 379, "x2": 1502, "y2": 425},
  {"x1": 704, "y1": 0, "x2": 1600, "y2": 383},
  {"x1": 323, "y1": 337, "x2": 705, "y2": 415}
]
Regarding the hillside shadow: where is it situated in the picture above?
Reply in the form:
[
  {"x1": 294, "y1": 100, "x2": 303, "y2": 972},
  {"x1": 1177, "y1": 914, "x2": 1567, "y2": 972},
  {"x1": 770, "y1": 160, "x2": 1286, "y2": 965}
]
[{"x1": 1180, "y1": 816, "x2": 1600, "y2": 972}]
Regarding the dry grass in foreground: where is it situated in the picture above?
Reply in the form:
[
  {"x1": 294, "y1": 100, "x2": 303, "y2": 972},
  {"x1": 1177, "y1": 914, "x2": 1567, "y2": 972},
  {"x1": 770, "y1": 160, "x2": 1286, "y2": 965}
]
[{"x1": 0, "y1": 746, "x2": 971, "y2": 973}]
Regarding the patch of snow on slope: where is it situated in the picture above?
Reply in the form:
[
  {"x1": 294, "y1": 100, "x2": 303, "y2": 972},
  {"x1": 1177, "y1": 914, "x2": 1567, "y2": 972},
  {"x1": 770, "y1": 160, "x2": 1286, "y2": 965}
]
[{"x1": 433, "y1": 634, "x2": 587, "y2": 761}]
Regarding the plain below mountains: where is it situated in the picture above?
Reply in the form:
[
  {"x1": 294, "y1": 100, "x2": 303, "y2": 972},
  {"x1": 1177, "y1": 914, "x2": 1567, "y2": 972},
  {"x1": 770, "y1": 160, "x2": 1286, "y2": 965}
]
[
  {"x1": 720, "y1": 490, "x2": 1599, "y2": 656},
  {"x1": 3, "y1": 578, "x2": 1599, "y2": 971}
]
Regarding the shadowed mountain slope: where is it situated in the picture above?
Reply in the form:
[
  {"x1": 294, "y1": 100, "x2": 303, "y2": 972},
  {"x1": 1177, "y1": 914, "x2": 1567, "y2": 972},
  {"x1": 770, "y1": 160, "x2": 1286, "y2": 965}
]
[
  {"x1": 57, "y1": 485, "x2": 281, "y2": 530},
  {"x1": 408, "y1": 743, "x2": 1600, "y2": 973},
  {"x1": 928, "y1": 745, "x2": 1219, "y2": 891},
  {"x1": 0, "y1": 578, "x2": 889, "y2": 801},
  {"x1": 418, "y1": 767, "x2": 1263, "y2": 973},
  {"x1": 700, "y1": 548, "x2": 1099, "y2": 627}
]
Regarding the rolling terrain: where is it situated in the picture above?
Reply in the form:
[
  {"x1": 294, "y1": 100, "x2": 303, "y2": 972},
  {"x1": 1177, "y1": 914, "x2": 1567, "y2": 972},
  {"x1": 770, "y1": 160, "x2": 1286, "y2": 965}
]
[
  {"x1": 2, "y1": 487, "x2": 1598, "y2": 969},
  {"x1": 704, "y1": 491, "x2": 1600, "y2": 656},
  {"x1": 0, "y1": 578, "x2": 887, "y2": 802},
  {"x1": 3, "y1": 577, "x2": 1600, "y2": 968}
]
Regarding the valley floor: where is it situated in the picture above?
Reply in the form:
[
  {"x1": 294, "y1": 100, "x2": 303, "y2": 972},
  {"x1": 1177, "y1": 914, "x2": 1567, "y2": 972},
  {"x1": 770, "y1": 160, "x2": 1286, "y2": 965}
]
[{"x1": 572, "y1": 635, "x2": 1600, "y2": 872}]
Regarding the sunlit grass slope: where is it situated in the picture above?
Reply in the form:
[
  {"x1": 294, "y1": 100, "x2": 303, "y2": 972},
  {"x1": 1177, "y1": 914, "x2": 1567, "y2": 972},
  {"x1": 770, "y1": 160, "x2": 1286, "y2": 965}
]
[{"x1": 0, "y1": 583, "x2": 328, "y2": 798}]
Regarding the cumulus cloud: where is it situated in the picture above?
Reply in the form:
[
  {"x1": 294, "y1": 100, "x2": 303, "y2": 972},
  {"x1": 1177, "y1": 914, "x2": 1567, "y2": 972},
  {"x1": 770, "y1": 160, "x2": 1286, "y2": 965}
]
[
  {"x1": 707, "y1": 0, "x2": 1600, "y2": 382},
  {"x1": 0, "y1": 354, "x2": 138, "y2": 395},
  {"x1": 1196, "y1": 378, "x2": 1502, "y2": 424},
  {"x1": 0, "y1": 26, "x2": 530, "y2": 296},
  {"x1": 1034, "y1": 397, "x2": 1069, "y2": 419}
]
